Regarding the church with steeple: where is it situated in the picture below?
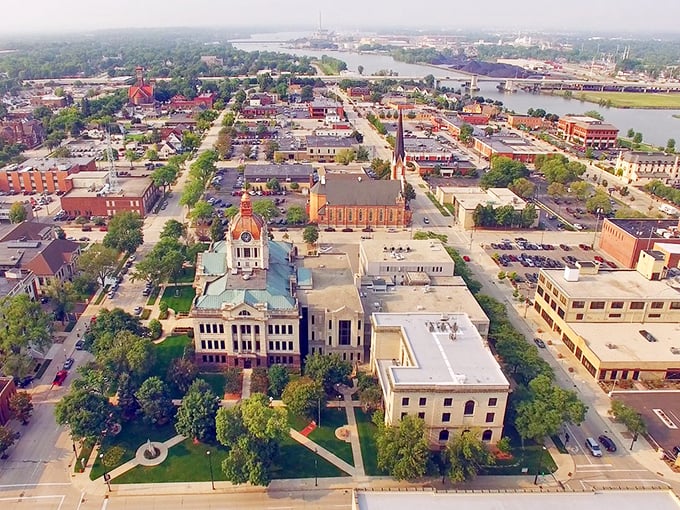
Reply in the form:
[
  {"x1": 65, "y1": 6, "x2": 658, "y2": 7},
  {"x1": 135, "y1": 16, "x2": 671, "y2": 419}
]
[
  {"x1": 307, "y1": 108, "x2": 412, "y2": 229},
  {"x1": 190, "y1": 191, "x2": 302, "y2": 370}
]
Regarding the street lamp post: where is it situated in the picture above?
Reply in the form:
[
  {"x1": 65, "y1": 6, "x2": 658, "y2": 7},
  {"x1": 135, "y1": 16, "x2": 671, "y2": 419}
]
[
  {"x1": 630, "y1": 432, "x2": 638, "y2": 451},
  {"x1": 100, "y1": 453, "x2": 111, "y2": 492},
  {"x1": 206, "y1": 450, "x2": 215, "y2": 490},
  {"x1": 592, "y1": 208, "x2": 603, "y2": 249},
  {"x1": 533, "y1": 446, "x2": 547, "y2": 485},
  {"x1": 314, "y1": 448, "x2": 318, "y2": 487}
]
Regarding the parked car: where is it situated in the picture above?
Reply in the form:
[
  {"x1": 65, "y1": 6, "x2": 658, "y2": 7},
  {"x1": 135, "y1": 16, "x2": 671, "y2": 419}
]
[
  {"x1": 585, "y1": 437, "x2": 603, "y2": 457},
  {"x1": 598, "y1": 434, "x2": 617, "y2": 452},
  {"x1": 463, "y1": 255, "x2": 471, "y2": 262},
  {"x1": 423, "y1": 217, "x2": 430, "y2": 224},
  {"x1": 133, "y1": 306, "x2": 143, "y2": 316},
  {"x1": 533, "y1": 338, "x2": 546, "y2": 349},
  {"x1": 63, "y1": 357, "x2": 75, "y2": 370},
  {"x1": 53, "y1": 370, "x2": 68, "y2": 386},
  {"x1": 75, "y1": 340, "x2": 85, "y2": 351}
]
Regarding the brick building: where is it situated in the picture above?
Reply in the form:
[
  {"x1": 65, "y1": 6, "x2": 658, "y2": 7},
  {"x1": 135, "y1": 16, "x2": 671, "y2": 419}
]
[
  {"x1": 307, "y1": 100, "x2": 344, "y2": 119},
  {"x1": 128, "y1": 67, "x2": 155, "y2": 106},
  {"x1": 0, "y1": 157, "x2": 97, "y2": 194},
  {"x1": 599, "y1": 218, "x2": 680, "y2": 269},
  {"x1": 60, "y1": 178, "x2": 159, "y2": 218},
  {"x1": 305, "y1": 136, "x2": 357, "y2": 163},
  {"x1": 557, "y1": 115, "x2": 619, "y2": 149},
  {"x1": 615, "y1": 151, "x2": 680, "y2": 185},
  {"x1": 473, "y1": 133, "x2": 548, "y2": 163},
  {"x1": 0, "y1": 378, "x2": 16, "y2": 425},
  {"x1": 0, "y1": 119, "x2": 45, "y2": 149},
  {"x1": 507, "y1": 114, "x2": 548, "y2": 130}
]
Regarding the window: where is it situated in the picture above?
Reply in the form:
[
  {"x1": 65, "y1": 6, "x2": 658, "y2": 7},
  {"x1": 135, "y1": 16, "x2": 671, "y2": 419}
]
[
  {"x1": 328, "y1": 320, "x2": 332, "y2": 330},
  {"x1": 651, "y1": 302, "x2": 664, "y2": 309},
  {"x1": 464, "y1": 400, "x2": 475, "y2": 415},
  {"x1": 402, "y1": 397, "x2": 410, "y2": 406},
  {"x1": 630, "y1": 302, "x2": 644, "y2": 309},
  {"x1": 609, "y1": 313, "x2": 621, "y2": 318},
  {"x1": 419, "y1": 397, "x2": 427, "y2": 406},
  {"x1": 590, "y1": 301, "x2": 605, "y2": 309},
  {"x1": 219, "y1": 324, "x2": 224, "y2": 334},
  {"x1": 199, "y1": 324, "x2": 205, "y2": 333},
  {"x1": 611, "y1": 301, "x2": 624, "y2": 309},
  {"x1": 338, "y1": 320, "x2": 351, "y2": 345},
  {"x1": 400, "y1": 412, "x2": 407, "y2": 420},
  {"x1": 488, "y1": 398, "x2": 497, "y2": 407},
  {"x1": 439, "y1": 430, "x2": 449, "y2": 442},
  {"x1": 417, "y1": 412, "x2": 425, "y2": 419},
  {"x1": 443, "y1": 398, "x2": 452, "y2": 407},
  {"x1": 485, "y1": 412, "x2": 495, "y2": 423},
  {"x1": 572, "y1": 301, "x2": 585, "y2": 309},
  {"x1": 441, "y1": 412, "x2": 451, "y2": 422},
  {"x1": 575, "y1": 313, "x2": 584, "y2": 320},
  {"x1": 671, "y1": 302, "x2": 680, "y2": 310},
  {"x1": 482, "y1": 429, "x2": 493, "y2": 442}
]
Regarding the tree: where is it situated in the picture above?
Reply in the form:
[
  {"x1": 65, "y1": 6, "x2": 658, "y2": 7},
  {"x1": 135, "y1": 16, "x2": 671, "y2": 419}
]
[
  {"x1": 145, "y1": 148, "x2": 159, "y2": 161},
  {"x1": 444, "y1": 430, "x2": 495, "y2": 482},
  {"x1": 356, "y1": 146, "x2": 370, "y2": 162},
  {"x1": 667, "y1": 138, "x2": 676, "y2": 152},
  {"x1": 189, "y1": 200, "x2": 214, "y2": 224},
  {"x1": 252, "y1": 199, "x2": 278, "y2": 221},
  {"x1": 302, "y1": 225, "x2": 319, "y2": 245},
  {"x1": 403, "y1": 182, "x2": 416, "y2": 201},
  {"x1": 263, "y1": 140, "x2": 279, "y2": 160},
  {"x1": 94, "y1": 330, "x2": 156, "y2": 388},
  {"x1": 180, "y1": 179, "x2": 203, "y2": 210},
  {"x1": 547, "y1": 182, "x2": 566, "y2": 198},
  {"x1": 168, "y1": 357, "x2": 198, "y2": 394},
  {"x1": 160, "y1": 219, "x2": 187, "y2": 241},
  {"x1": 124, "y1": 149, "x2": 139, "y2": 169},
  {"x1": 610, "y1": 400, "x2": 646, "y2": 447},
  {"x1": 103, "y1": 211, "x2": 143, "y2": 254},
  {"x1": 583, "y1": 110, "x2": 604, "y2": 121},
  {"x1": 538, "y1": 155, "x2": 586, "y2": 185},
  {"x1": 570, "y1": 181, "x2": 591, "y2": 201},
  {"x1": 8, "y1": 202, "x2": 26, "y2": 223},
  {"x1": 0, "y1": 294, "x2": 53, "y2": 377},
  {"x1": 633, "y1": 132, "x2": 643, "y2": 144},
  {"x1": 480, "y1": 157, "x2": 529, "y2": 189},
  {"x1": 0, "y1": 425, "x2": 16, "y2": 457},
  {"x1": 334, "y1": 148, "x2": 356, "y2": 165},
  {"x1": 375, "y1": 412, "x2": 430, "y2": 480},
  {"x1": 133, "y1": 237, "x2": 185, "y2": 287},
  {"x1": 175, "y1": 379, "x2": 219, "y2": 441},
  {"x1": 304, "y1": 352, "x2": 352, "y2": 394},
  {"x1": 459, "y1": 123, "x2": 474, "y2": 143},
  {"x1": 9, "y1": 391, "x2": 33, "y2": 424},
  {"x1": 151, "y1": 165, "x2": 178, "y2": 193},
  {"x1": 136, "y1": 376, "x2": 176, "y2": 426},
  {"x1": 216, "y1": 393, "x2": 288, "y2": 486},
  {"x1": 357, "y1": 65, "x2": 364, "y2": 75},
  {"x1": 282, "y1": 377, "x2": 325, "y2": 419},
  {"x1": 508, "y1": 177, "x2": 535, "y2": 199},
  {"x1": 627, "y1": 128, "x2": 635, "y2": 138},
  {"x1": 585, "y1": 190, "x2": 613, "y2": 214},
  {"x1": 116, "y1": 372, "x2": 140, "y2": 420},
  {"x1": 44, "y1": 279, "x2": 78, "y2": 323},
  {"x1": 268, "y1": 365, "x2": 289, "y2": 398},
  {"x1": 356, "y1": 373, "x2": 382, "y2": 412},
  {"x1": 286, "y1": 205, "x2": 306, "y2": 225},
  {"x1": 265, "y1": 178, "x2": 280, "y2": 192},
  {"x1": 210, "y1": 220, "x2": 225, "y2": 242},
  {"x1": 148, "y1": 318, "x2": 162, "y2": 340},
  {"x1": 55, "y1": 389, "x2": 116, "y2": 440},
  {"x1": 83, "y1": 308, "x2": 144, "y2": 351},
  {"x1": 189, "y1": 150, "x2": 218, "y2": 188},
  {"x1": 515, "y1": 374, "x2": 587, "y2": 442}
]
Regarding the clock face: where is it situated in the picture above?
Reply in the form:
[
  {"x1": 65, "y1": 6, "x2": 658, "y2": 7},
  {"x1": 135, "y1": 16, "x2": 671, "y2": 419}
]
[{"x1": 240, "y1": 231, "x2": 252, "y2": 243}]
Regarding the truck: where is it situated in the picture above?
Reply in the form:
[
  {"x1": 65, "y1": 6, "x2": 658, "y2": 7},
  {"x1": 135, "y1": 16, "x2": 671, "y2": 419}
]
[{"x1": 658, "y1": 203, "x2": 679, "y2": 216}]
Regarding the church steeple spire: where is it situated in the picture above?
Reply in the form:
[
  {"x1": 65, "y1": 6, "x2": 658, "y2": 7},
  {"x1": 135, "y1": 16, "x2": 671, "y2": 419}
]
[{"x1": 390, "y1": 109, "x2": 406, "y2": 183}]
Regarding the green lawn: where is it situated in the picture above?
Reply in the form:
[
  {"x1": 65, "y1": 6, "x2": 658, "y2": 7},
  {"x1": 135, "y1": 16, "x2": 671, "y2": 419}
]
[
  {"x1": 153, "y1": 335, "x2": 190, "y2": 379},
  {"x1": 175, "y1": 267, "x2": 196, "y2": 284},
  {"x1": 481, "y1": 425, "x2": 557, "y2": 476},
  {"x1": 199, "y1": 372, "x2": 227, "y2": 398},
  {"x1": 90, "y1": 419, "x2": 176, "y2": 480},
  {"x1": 305, "y1": 408, "x2": 354, "y2": 466},
  {"x1": 553, "y1": 90, "x2": 680, "y2": 109},
  {"x1": 114, "y1": 434, "x2": 348, "y2": 484},
  {"x1": 160, "y1": 286, "x2": 196, "y2": 313},
  {"x1": 354, "y1": 409, "x2": 384, "y2": 476}
]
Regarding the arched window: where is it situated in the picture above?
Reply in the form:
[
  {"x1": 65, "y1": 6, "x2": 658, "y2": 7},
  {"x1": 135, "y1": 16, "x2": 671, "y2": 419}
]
[
  {"x1": 238, "y1": 310, "x2": 251, "y2": 316},
  {"x1": 464, "y1": 400, "x2": 475, "y2": 415},
  {"x1": 438, "y1": 430, "x2": 449, "y2": 442},
  {"x1": 482, "y1": 429, "x2": 493, "y2": 442}
]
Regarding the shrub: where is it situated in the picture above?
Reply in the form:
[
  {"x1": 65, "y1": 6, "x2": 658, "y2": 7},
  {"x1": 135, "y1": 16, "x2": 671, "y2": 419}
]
[
  {"x1": 224, "y1": 368, "x2": 242, "y2": 394},
  {"x1": 148, "y1": 319, "x2": 162, "y2": 340}
]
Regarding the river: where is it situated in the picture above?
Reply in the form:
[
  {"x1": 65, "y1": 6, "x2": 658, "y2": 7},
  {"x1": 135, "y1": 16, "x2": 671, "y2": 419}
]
[{"x1": 232, "y1": 34, "x2": 680, "y2": 147}]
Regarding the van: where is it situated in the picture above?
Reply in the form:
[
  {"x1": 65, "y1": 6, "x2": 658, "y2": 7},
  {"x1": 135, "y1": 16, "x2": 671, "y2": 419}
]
[{"x1": 586, "y1": 437, "x2": 602, "y2": 457}]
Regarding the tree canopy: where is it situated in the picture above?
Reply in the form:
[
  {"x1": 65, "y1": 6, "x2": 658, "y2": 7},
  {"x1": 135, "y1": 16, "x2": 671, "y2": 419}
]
[
  {"x1": 374, "y1": 412, "x2": 430, "y2": 480},
  {"x1": 175, "y1": 379, "x2": 219, "y2": 441},
  {"x1": 55, "y1": 388, "x2": 117, "y2": 440},
  {"x1": 480, "y1": 157, "x2": 529, "y2": 189},
  {"x1": 304, "y1": 352, "x2": 352, "y2": 394},
  {"x1": 103, "y1": 211, "x2": 144, "y2": 253},
  {"x1": 282, "y1": 376, "x2": 325, "y2": 419},
  {"x1": 77, "y1": 244, "x2": 119, "y2": 287},
  {"x1": 444, "y1": 430, "x2": 495, "y2": 482}
]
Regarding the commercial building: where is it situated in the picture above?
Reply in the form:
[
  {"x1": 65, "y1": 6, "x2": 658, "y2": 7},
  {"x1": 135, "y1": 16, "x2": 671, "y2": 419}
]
[
  {"x1": 0, "y1": 157, "x2": 97, "y2": 194},
  {"x1": 507, "y1": 114, "x2": 549, "y2": 130},
  {"x1": 435, "y1": 186, "x2": 530, "y2": 229},
  {"x1": 533, "y1": 262, "x2": 680, "y2": 381},
  {"x1": 60, "y1": 177, "x2": 159, "y2": 218},
  {"x1": 615, "y1": 151, "x2": 680, "y2": 185},
  {"x1": 599, "y1": 218, "x2": 680, "y2": 268},
  {"x1": 191, "y1": 193, "x2": 302, "y2": 370},
  {"x1": 243, "y1": 164, "x2": 315, "y2": 190},
  {"x1": 0, "y1": 119, "x2": 45, "y2": 149},
  {"x1": 472, "y1": 133, "x2": 549, "y2": 163},
  {"x1": 305, "y1": 136, "x2": 357, "y2": 163},
  {"x1": 370, "y1": 312, "x2": 509, "y2": 444},
  {"x1": 557, "y1": 115, "x2": 619, "y2": 149},
  {"x1": 307, "y1": 99, "x2": 344, "y2": 119},
  {"x1": 297, "y1": 253, "x2": 365, "y2": 364}
]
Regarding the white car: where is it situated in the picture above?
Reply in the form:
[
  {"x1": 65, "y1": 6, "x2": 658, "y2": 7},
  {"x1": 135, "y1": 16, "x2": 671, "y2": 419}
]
[
  {"x1": 133, "y1": 306, "x2": 143, "y2": 315},
  {"x1": 573, "y1": 223, "x2": 584, "y2": 230}
]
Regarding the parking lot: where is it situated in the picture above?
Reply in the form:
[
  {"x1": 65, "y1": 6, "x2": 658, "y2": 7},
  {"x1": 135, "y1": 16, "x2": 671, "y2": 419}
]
[
  {"x1": 614, "y1": 391, "x2": 680, "y2": 455},
  {"x1": 482, "y1": 236, "x2": 618, "y2": 284}
]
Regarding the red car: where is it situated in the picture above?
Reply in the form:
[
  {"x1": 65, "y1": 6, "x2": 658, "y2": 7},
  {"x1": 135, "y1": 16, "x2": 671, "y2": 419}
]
[
  {"x1": 53, "y1": 370, "x2": 68, "y2": 386},
  {"x1": 463, "y1": 255, "x2": 471, "y2": 262},
  {"x1": 594, "y1": 255, "x2": 604, "y2": 263}
]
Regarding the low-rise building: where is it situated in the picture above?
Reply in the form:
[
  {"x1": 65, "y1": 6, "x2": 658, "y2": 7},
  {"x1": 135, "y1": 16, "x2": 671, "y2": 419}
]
[
  {"x1": 307, "y1": 99, "x2": 344, "y2": 119},
  {"x1": 305, "y1": 136, "x2": 357, "y2": 163},
  {"x1": 297, "y1": 253, "x2": 365, "y2": 364},
  {"x1": 370, "y1": 312, "x2": 509, "y2": 444},
  {"x1": 0, "y1": 157, "x2": 97, "y2": 194},
  {"x1": 599, "y1": 218, "x2": 680, "y2": 268},
  {"x1": 359, "y1": 239, "x2": 455, "y2": 283},
  {"x1": 557, "y1": 115, "x2": 619, "y2": 149},
  {"x1": 0, "y1": 119, "x2": 45, "y2": 148},
  {"x1": 615, "y1": 151, "x2": 680, "y2": 185},
  {"x1": 404, "y1": 137, "x2": 456, "y2": 165},
  {"x1": 0, "y1": 378, "x2": 16, "y2": 425},
  {"x1": 473, "y1": 133, "x2": 548, "y2": 163},
  {"x1": 533, "y1": 263, "x2": 680, "y2": 380},
  {"x1": 60, "y1": 177, "x2": 159, "y2": 218},
  {"x1": 244, "y1": 164, "x2": 315, "y2": 190},
  {"x1": 507, "y1": 114, "x2": 549, "y2": 130},
  {"x1": 435, "y1": 186, "x2": 530, "y2": 229}
]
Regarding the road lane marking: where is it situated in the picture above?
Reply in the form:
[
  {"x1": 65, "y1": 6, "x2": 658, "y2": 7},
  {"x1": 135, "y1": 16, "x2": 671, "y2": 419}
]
[
  {"x1": 576, "y1": 464, "x2": 613, "y2": 468},
  {"x1": 582, "y1": 478, "x2": 671, "y2": 487},
  {"x1": 0, "y1": 483, "x2": 71, "y2": 488}
]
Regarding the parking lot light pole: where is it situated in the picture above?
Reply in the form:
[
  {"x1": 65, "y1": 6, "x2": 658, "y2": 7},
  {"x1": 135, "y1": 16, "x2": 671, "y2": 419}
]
[
  {"x1": 533, "y1": 446, "x2": 547, "y2": 485},
  {"x1": 206, "y1": 450, "x2": 215, "y2": 490}
]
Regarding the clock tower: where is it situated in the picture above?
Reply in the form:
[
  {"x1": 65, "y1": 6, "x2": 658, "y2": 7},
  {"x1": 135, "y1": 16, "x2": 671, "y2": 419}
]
[{"x1": 226, "y1": 191, "x2": 269, "y2": 270}]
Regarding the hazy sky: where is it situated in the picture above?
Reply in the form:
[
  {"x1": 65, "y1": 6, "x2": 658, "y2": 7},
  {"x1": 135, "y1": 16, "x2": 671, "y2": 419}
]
[{"x1": 2, "y1": 0, "x2": 679, "y2": 34}]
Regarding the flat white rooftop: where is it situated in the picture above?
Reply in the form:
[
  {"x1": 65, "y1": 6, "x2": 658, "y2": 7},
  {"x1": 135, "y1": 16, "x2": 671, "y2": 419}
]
[
  {"x1": 354, "y1": 490, "x2": 680, "y2": 510},
  {"x1": 360, "y1": 239, "x2": 454, "y2": 265},
  {"x1": 374, "y1": 312, "x2": 508, "y2": 387},
  {"x1": 438, "y1": 186, "x2": 526, "y2": 211}
]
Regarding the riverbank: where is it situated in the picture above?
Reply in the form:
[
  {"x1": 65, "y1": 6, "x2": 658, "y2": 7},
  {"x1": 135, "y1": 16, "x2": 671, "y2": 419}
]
[{"x1": 546, "y1": 90, "x2": 680, "y2": 109}]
